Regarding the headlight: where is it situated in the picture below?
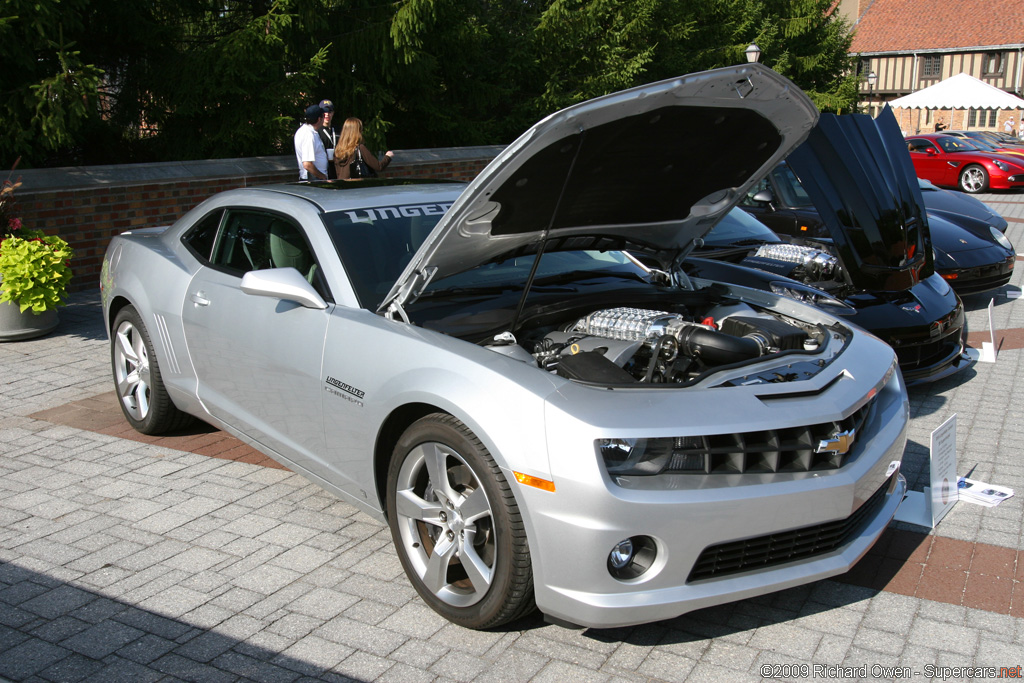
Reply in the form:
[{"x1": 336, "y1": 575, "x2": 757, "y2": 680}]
[
  {"x1": 994, "y1": 160, "x2": 1011, "y2": 172},
  {"x1": 990, "y1": 226, "x2": 1014, "y2": 250},
  {"x1": 769, "y1": 281, "x2": 854, "y2": 311},
  {"x1": 598, "y1": 437, "x2": 682, "y2": 476}
]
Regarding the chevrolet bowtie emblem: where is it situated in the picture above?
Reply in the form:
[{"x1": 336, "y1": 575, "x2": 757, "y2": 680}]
[{"x1": 817, "y1": 429, "x2": 856, "y2": 456}]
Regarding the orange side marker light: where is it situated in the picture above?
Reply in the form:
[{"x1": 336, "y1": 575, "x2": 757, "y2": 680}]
[{"x1": 514, "y1": 472, "x2": 556, "y2": 492}]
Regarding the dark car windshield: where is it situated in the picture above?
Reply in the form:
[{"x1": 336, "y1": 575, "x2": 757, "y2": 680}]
[
  {"x1": 424, "y1": 250, "x2": 648, "y2": 294},
  {"x1": 323, "y1": 201, "x2": 452, "y2": 308},
  {"x1": 936, "y1": 136, "x2": 981, "y2": 153},
  {"x1": 770, "y1": 164, "x2": 815, "y2": 208},
  {"x1": 703, "y1": 208, "x2": 782, "y2": 246}
]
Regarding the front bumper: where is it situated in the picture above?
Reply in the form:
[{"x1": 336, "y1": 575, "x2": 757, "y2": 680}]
[
  {"x1": 941, "y1": 255, "x2": 1015, "y2": 295},
  {"x1": 533, "y1": 473, "x2": 906, "y2": 629},
  {"x1": 521, "y1": 358, "x2": 909, "y2": 629}
]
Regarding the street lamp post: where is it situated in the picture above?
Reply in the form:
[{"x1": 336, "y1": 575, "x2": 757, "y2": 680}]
[
  {"x1": 745, "y1": 44, "x2": 761, "y2": 64},
  {"x1": 867, "y1": 71, "x2": 877, "y2": 116}
]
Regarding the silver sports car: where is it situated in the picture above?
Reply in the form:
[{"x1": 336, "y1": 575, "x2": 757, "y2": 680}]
[{"x1": 101, "y1": 64, "x2": 909, "y2": 630}]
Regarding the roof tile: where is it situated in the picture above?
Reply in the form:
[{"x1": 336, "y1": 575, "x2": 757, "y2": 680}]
[{"x1": 850, "y1": 0, "x2": 1024, "y2": 53}]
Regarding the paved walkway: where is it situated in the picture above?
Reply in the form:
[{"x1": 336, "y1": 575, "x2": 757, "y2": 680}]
[{"x1": 1, "y1": 193, "x2": 1023, "y2": 682}]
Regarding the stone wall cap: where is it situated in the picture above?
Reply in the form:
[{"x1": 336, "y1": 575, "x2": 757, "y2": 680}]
[{"x1": 14, "y1": 146, "x2": 506, "y2": 192}]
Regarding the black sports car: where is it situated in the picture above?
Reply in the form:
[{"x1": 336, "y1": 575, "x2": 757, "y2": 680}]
[
  {"x1": 689, "y1": 208, "x2": 968, "y2": 386},
  {"x1": 742, "y1": 162, "x2": 1014, "y2": 295},
  {"x1": 686, "y1": 110, "x2": 970, "y2": 386}
]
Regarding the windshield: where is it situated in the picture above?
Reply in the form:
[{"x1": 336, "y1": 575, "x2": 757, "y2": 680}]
[
  {"x1": 704, "y1": 208, "x2": 781, "y2": 246},
  {"x1": 770, "y1": 164, "x2": 815, "y2": 208},
  {"x1": 936, "y1": 136, "x2": 981, "y2": 153},
  {"x1": 424, "y1": 250, "x2": 647, "y2": 294},
  {"x1": 324, "y1": 201, "x2": 453, "y2": 308}
]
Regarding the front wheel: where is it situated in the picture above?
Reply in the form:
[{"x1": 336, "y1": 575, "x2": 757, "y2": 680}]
[
  {"x1": 959, "y1": 164, "x2": 989, "y2": 193},
  {"x1": 111, "y1": 305, "x2": 191, "y2": 434},
  {"x1": 386, "y1": 414, "x2": 534, "y2": 629}
]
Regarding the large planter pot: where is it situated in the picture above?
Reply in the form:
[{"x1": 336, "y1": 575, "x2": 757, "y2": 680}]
[{"x1": 0, "y1": 298, "x2": 59, "y2": 341}]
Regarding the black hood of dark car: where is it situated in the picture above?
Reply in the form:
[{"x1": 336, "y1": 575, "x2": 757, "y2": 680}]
[{"x1": 785, "y1": 107, "x2": 935, "y2": 292}]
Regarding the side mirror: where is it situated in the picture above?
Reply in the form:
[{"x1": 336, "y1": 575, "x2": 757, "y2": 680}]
[
  {"x1": 241, "y1": 268, "x2": 328, "y2": 310},
  {"x1": 751, "y1": 189, "x2": 774, "y2": 203},
  {"x1": 925, "y1": 147, "x2": 938, "y2": 156}
]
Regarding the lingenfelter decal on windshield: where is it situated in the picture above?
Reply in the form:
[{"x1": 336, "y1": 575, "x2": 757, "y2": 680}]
[{"x1": 342, "y1": 203, "x2": 453, "y2": 222}]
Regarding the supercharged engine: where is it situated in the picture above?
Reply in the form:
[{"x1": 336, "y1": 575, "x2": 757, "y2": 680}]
[
  {"x1": 532, "y1": 306, "x2": 817, "y2": 384},
  {"x1": 741, "y1": 242, "x2": 843, "y2": 288},
  {"x1": 752, "y1": 243, "x2": 838, "y2": 280}
]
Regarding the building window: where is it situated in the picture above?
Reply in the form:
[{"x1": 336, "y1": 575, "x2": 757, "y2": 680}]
[
  {"x1": 921, "y1": 55, "x2": 942, "y2": 79},
  {"x1": 967, "y1": 109, "x2": 998, "y2": 128},
  {"x1": 983, "y1": 52, "x2": 1005, "y2": 76},
  {"x1": 859, "y1": 58, "x2": 872, "y2": 77}
]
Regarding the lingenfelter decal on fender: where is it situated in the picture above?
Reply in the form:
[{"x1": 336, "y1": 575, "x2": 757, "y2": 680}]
[{"x1": 324, "y1": 376, "x2": 365, "y2": 407}]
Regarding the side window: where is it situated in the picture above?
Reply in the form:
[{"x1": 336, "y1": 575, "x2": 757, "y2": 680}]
[
  {"x1": 906, "y1": 139, "x2": 934, "y2": 154},
  {"x1": 206, "y1": 210, "x2": 330, "y2": 299},
  {"x1": 211, "y1": 210, "x2": 276, "y2": 275},
  {"x1": 182, "y1": 209, "x2": 223, "y2": 262}
]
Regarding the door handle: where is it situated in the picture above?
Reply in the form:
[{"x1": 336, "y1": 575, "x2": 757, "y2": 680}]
[{"x1": 190, "y1": 292, "x2": 210, "y2": 307}]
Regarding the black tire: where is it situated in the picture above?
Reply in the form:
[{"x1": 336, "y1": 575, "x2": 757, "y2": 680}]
[
  {"x1": 958, "y1": 164, "x2": 989, "y2": 194},
  {"x1": 110, "y1": 305, "x2": 191, "y2": 435},
  {"x1": 386, "y1": 414, "x2": 535, "y2": 629}
]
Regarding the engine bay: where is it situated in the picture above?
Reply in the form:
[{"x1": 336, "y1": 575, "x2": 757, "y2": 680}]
[{"x1": 509, "y1": 302, "x2": 833, "y2": 386}]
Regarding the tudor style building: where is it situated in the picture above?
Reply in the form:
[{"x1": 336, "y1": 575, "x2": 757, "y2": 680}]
[{"x1": 842, "y1": 0, "x2": 1024, "y2": 132}]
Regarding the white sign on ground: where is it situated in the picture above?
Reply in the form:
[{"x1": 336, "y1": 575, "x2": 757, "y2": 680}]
[
  {"x1": 979, "y1": 298, "x2": 997, "y2": 363},
  {"x1": 893, "y1": 414, "x2": 958, "y2": 527}
]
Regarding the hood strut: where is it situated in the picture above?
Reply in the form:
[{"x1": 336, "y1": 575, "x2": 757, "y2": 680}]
[{"x1": 507, "y1": 128, "x2": 587, "y2": 336}]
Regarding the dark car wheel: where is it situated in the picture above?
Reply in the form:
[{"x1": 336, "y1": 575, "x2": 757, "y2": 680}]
[
  {"x1": 111, "y1": 305, "x2": 191, "y2": 435},
  {"x1": 958, "y1": 165, "x2": 989, "y2": 194},
  {"x1": 387, "y1": 414, "x2": 535, "y2": 629}
]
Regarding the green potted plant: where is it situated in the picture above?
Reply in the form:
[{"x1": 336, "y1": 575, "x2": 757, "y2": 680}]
[{"x1": 0, "y1": 162, "x2": 74, "y2": 340}]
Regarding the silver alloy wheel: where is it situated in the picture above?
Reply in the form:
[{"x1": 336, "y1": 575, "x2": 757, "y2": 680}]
[
  {"x1": 959, "y1": 165, "x2": 987, "y2": 193},
  {"x1": 393, "y1": 441, "x2": 495, "y2": 607},
  {"x1": 113, "y1": 319, "x2": 151, "y2": 421}
]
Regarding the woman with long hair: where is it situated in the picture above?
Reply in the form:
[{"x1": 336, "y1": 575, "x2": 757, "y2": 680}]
[{"x1": 334, "y1": 117, "x2": 394, "y2": 180}]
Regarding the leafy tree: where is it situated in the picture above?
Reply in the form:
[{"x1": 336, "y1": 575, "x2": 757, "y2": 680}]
[
  {"x1": 1, "y1": 0, "x2": 860, "y2": 167},
  {"x1": 379, "y1": 0, "x2": 541, "y2": 148},
  {"x1": 139, "y1": 0, "x2": 331, "y2": 160},
  {"x1": 0, "y1": 0, "x2": 103, "y2": 166}
]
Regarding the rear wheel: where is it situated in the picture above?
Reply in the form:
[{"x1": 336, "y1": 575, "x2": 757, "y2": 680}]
[
  {"x1": 111, "y1": 306, "x2": 191, "y2": 434},
  {"x1": 958, "y1": 164, "x2": 989, "y2": 193},
  {"x1": 386, "y1": 414, "x2": 535, "y2": 629}
]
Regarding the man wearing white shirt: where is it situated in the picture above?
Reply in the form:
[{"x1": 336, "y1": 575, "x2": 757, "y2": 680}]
[{"x1": 294, "y1": 104, "x2": 328, "y2": 181}]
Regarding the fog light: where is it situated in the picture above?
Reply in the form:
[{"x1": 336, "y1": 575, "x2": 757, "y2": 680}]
[
  {"x1": 609, "y1": 538, "x2": 634, "y2": 569},
  {"x1": 607, "y1": 535, "x2": 657, "y2": 580}
]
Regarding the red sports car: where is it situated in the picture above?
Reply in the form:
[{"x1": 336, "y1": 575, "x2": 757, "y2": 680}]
[{"x1": 905, "y1": 133, "x2": 1024, "y2": 193}]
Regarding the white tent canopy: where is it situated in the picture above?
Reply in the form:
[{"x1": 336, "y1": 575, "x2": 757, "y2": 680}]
[{"x1": 888, "y1": 73, "x2": 1024, "y2": 110}]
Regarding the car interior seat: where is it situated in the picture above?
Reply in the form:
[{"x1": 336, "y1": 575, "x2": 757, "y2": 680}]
[{"x1": 268, "y1": 220, "x2": 318, "y2": 283}]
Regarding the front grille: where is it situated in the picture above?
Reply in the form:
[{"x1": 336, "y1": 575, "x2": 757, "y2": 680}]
[
  {"x1": 688, "y1": 478, "x2": 891, "y2": 582},
  {"x1": 664, "y1": 398, "x2": 874, "y2": 474},
  {"x1": 895, "y1": 335, "x2": 962, "y2": 369}
]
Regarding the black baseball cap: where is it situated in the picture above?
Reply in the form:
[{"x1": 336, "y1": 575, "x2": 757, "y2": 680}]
[
  {"x1": 304, "y1": 104, "x2": 324, "y2": 122},
  {"x1": 318, "y1": 99, "x2": 335, "y2": 112}
]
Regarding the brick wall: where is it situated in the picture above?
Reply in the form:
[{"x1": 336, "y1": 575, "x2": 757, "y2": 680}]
[{"x1": 11, "y1": 147, "x2": 502, "y2": 293}]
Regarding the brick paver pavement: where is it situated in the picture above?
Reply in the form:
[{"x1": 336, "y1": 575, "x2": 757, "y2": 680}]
[{"x1": 2, "y1": 192, "x2": 1023, "y2": 682}]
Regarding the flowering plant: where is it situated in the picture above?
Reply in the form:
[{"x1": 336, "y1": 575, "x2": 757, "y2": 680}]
[{"x1": 1, "y1": 163, "x2": 74, "y2": 314}]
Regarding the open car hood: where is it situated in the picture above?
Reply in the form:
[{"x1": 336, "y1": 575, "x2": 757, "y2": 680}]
[
  {"x1": 784, "y1": 107, "x2": 935, "y2": 292},
  {"x1": 380, "y1": 64, "x2": 819, "y2": 314}
]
